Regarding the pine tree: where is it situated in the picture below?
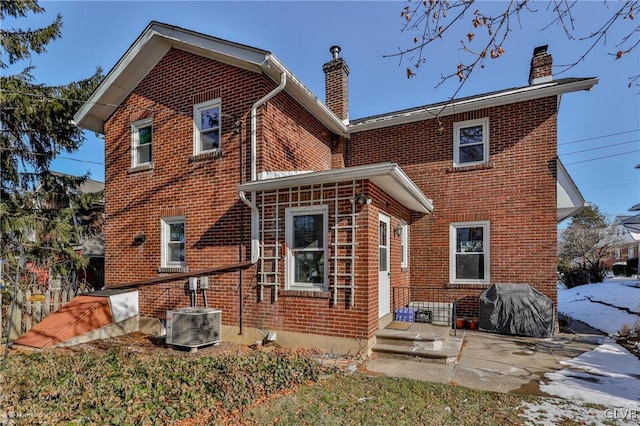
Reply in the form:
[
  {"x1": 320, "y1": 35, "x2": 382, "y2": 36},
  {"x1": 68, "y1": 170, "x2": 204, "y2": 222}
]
[{"x1": 0, "y1": 0, "x2": 103, "y2": 283}]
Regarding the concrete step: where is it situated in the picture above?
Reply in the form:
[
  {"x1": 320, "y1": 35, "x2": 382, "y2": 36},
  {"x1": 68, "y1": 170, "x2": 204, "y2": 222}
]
[
  {"x1": 372, "y1": 322, "x2": 462, "y2": 363},
  {"x1": 372, "y1": 335, "x2": 463, "y2": 363}
]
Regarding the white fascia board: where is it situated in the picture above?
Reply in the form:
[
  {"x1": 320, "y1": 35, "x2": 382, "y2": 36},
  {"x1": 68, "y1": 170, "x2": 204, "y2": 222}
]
[
  {"x1": 74, "y1": 22, "x2": 348, "y2": 138},
  {"x1": 350, "y1": 78, "x2": 598, "y2": 134},
  {"x1": 238, "y1": 163, "x2": 433, "y2": 213},
  {"x1": 557, "y1": 158, "x2": 586, "y2": 223},
  {"x1": 265, "y1": 56, "x2": 348, "y2": 137},
  {"x1": 74, "y1": 22, "x2": 271, "y2": 133}
]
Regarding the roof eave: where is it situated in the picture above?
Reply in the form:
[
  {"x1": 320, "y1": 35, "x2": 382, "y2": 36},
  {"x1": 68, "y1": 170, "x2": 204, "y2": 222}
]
[
  {"x1": 557, "y1": 158, "x2": 586, "y2": 223},
  {"x1": 349, "y1": 78, "x2": 599, "y2": 133},
  {"x1": 74, "y1": 22, "x2": 348, "y2": 137},
  {"x1": 238, "y1": 163, "x2": 433, "y2": 213},
  {"x1": 265, "y1": 56, "x2": 348, "y2": 137}
]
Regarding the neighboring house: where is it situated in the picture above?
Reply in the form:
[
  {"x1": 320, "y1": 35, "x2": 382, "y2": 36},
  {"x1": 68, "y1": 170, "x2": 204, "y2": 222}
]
[
  {"x1": 73, "y1": 22, "x2": 596, "y2": 353},
  {"x1": 603, "y1": 215, "x2": 640, "y2": 274}
]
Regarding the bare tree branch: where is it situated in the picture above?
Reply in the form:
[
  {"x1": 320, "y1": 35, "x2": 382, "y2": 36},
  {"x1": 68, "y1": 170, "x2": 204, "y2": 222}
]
[{"x1": 390, "y1": 0, "x2": 640, "y2": 96}]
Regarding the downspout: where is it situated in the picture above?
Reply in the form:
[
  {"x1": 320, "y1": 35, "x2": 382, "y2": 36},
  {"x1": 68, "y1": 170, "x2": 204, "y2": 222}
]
[{"x1": 239, "y1": 69, "x2": 287, "y2": 264}]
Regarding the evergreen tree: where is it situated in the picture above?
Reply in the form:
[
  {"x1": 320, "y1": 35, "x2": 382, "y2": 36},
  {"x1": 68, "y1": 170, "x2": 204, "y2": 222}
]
[
  {"x1": 0, "y1": 0, "x2": 103, "y2": 283},
  {"x1": 558, "y1": 204, "x2": 614, "y2": 286}
]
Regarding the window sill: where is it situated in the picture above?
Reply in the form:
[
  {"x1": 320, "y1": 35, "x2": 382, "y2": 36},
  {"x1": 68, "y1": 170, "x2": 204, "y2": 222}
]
[
  {"x1": 190, "y1": 150, "x2": 223, "y2": 163},
  {"x1": 446, "y1": 162, "x2": 493, "y2": 173},
  {"x1": 128, "y1": 163, "x2": 154, "y2": 174},
  {"x1": 446, "y1": 282, "x2": 491, "y2": 289},
  {"x1": 158, "y1": 266, "x2": 189, "y2": 274},
  {"x1": 281, "y1": 289, "x2": 331, "y2": 299}
]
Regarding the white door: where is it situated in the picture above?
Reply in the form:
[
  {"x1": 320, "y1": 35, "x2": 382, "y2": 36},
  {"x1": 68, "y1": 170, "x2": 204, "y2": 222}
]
[{"x1": 378, "y1": 213, "x2": 391, "y2": 318}]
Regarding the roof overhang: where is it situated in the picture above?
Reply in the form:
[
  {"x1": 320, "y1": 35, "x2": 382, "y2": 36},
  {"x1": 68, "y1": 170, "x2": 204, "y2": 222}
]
[
  {"x1": 349, "y1": 78, "x2": 599, "y2": 133},
  {"x1": 557, "y1": 158, "x2": 586, "y2": 223},
  {"x1": 73, "y1": 22, "x2": 347, "y2": 137},
  {"x1": 238, "y1": 163, "x2": 434, "y2": 214}
]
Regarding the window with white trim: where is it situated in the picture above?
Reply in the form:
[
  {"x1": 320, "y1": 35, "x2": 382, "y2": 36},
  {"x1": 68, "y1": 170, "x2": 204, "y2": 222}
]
[
  {"x1": 161, "y1": 217, "x2": 185, "y2": 268},
  {"x1": 450, "y1": 221, "x2": 489, "y2": 284},
  {"x1": 629, "y1": 246, "x2": 635, "y2": 259},
  {"x1": 285, "y1": 205, "x2": 328, "y2": 291},
  {"x1": 193, "y1": 99, "x2": 221, "y2": 155},
  {"x1": 615, "y1": 248, "x2": 621, "y2": 260},
  {"x1": 132, "y1": 118, "x2": 152, "y2": 167},
  {"x1": 400, "y1": 222, "x2": 409, "y2": 269},
  {"x1": 453, "y1": 118, "x2": 489, "y2": 166}
]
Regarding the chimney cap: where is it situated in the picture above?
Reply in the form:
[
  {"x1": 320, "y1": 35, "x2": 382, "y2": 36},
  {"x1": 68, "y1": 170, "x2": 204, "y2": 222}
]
[
  {"x1": 330, "y1": 45, "x2": 341, "y2": 60},
  {"x1": 533, "y1": 45, "x2": 548, "y2": 56}
]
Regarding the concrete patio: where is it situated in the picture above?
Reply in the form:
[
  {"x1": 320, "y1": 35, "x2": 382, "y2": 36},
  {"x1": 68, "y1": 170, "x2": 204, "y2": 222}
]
[{"x1": 364, "y1": 327, "x2": 606, "y2": 394}]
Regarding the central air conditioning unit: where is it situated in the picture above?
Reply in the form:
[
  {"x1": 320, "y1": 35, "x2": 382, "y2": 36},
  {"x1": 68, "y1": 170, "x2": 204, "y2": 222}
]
[{"x1": 166, "y1": 307, "x2": 221, "y2": 348}]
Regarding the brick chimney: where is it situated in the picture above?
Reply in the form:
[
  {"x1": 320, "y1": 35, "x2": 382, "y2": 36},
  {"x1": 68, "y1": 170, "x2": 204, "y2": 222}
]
[
  {"x1": 529, "y1": 45, "x2": 553, "y2": 85},
  {"x1": 322, "y1": 46, "x2": 349, "y2": 121}
]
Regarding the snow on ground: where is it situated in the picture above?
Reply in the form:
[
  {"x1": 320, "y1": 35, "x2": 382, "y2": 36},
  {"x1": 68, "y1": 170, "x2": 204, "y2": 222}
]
[
  {"x1": 558, "y1": 277, "x2": 640, "y2": 335},
  {"x1": 521, "y1": 277, "x2": 640, "y2": 425}
]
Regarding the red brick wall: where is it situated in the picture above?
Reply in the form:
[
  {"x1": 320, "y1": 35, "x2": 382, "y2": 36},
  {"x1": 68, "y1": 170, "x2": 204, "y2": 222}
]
[
  {"x1": 103, "y1": 48, "x2": 335, "y2": 324},
  {"x1": 348, "y1": 98, "x2": 560, "y2": 316}
]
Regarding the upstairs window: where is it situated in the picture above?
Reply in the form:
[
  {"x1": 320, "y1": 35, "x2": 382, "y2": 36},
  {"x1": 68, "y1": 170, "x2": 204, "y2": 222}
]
[
  {"x1": 194, "y1": 99, "x2": 221, "y2": 155},
  {"x1": 161, "y1": 217, "x2": 185, "y2": 268},
  {"x1": 453, "y1": 118, "x2": 489, "y2": 167},
  {"x1": 285, "y1": 205, "x2": 328, "y2": 291},
  {"x1": 132, "y1": 118, "x2": 152, "y2": 167},
  {"x1": 450, "y1": 221, "x2": 490, "y2": 284}
]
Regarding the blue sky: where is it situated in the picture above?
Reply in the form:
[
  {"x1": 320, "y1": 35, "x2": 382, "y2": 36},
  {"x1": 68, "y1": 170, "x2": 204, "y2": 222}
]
[{"x1": 11, "y1": 1, "x2": 640, "y2": 221}]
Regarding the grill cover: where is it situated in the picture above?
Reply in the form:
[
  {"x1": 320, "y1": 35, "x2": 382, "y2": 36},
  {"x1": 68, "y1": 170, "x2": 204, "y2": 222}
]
[{"x1": 479, "y1": 284, "x2": 554, "y2": 338}]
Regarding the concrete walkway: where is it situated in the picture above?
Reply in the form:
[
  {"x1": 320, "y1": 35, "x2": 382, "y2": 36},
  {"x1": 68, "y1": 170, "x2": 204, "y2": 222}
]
[{"x1": 363, "y1": 329, "x2": 606, "y2": 395}]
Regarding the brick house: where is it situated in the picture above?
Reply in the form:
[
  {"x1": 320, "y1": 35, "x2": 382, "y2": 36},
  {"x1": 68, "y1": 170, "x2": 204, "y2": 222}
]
[
  {"x1": 74, "y1": 22, "x2": 596, "y2": 353},
  {"x1": 603, "y1": 215, "x2": 640, "y2": 274}
]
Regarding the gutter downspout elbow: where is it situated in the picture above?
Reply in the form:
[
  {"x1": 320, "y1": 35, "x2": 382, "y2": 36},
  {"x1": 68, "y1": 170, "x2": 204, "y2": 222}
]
[{"x1": 241, "y1": 69, "x2": 287, "y2": 264}]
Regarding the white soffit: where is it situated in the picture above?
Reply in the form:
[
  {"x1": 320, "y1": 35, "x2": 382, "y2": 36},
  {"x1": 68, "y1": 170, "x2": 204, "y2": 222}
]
[
  {"x1": 74, "y1": 22, "x2": 347, "y2": 136},
  {"x1": 238, "y1": 163, "x2": 434, "y2": 213},
  {"x1": 557, "y1": 159, "x2": 585, "y2": 223}
]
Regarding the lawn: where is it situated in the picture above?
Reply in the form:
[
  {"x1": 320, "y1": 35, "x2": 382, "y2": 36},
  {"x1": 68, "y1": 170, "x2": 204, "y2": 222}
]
[{"x1": 1, "y1": 336, "x2": 589, "y2": 426}]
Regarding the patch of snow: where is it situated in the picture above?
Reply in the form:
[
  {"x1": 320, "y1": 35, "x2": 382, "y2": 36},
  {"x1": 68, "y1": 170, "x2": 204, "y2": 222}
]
[
  {"x1": 522, "y1": 277, "x2": 640, "y2": 424},
  {"x1": 520, "y1": 399, "x2": 639, "y2": 426},
  {"x1": 558, "y1": 278, "x2": 640, "y2": 334},
  {"x1": 540, "y1": 338, "x2": 640, "y2": 410}
]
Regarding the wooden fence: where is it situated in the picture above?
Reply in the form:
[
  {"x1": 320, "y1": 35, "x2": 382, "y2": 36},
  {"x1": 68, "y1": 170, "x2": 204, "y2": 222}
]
[{"x1": 1, "y1": 287, "x2": 82, "y2": 341}]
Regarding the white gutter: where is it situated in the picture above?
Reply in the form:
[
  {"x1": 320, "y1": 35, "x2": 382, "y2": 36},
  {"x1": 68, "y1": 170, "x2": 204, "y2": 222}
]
[
  {"x1": 239, "y1": 162, "x2": 434, "y2": 214},
  {"x1": 350, "y1": 78, "x2": 598, "y2": 133},
  {"x1": 239, "y1": 66, "x2": 287, "y2": 263}
]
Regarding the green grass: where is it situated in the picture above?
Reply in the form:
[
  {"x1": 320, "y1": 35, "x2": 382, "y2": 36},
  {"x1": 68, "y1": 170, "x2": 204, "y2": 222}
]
[{"x1": 232, "y1": 374, "x2": 534, "y2": 425}]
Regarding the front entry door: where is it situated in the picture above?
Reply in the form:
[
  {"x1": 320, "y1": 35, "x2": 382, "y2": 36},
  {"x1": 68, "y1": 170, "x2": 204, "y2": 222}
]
[{"x1": 378, "y1": 213, "x2": 390, "y2": 318}]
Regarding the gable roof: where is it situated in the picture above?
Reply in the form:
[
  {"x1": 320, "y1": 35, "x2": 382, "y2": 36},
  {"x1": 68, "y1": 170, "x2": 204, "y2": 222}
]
[
  {"x1": 73, "y1": 21, "x2": 348, "y2": 137},
  {"x1": 75, "y1": 21, "x2": 598, "y2": 140},
  {"x1": 350, "y1": 78, "x2": 598, "y2": 133}
]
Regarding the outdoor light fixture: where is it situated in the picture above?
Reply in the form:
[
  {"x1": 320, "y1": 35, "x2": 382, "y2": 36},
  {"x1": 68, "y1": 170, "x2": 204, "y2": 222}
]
[
  {"x1": 352, "y1": 193, "x2": 372, "y2": 205},
  {"x1": 393, "y1": 224, "x2": 404, "y2": 237},
  {"x1": 133, "y1": 232, "x2": 146, "y2": 245}
]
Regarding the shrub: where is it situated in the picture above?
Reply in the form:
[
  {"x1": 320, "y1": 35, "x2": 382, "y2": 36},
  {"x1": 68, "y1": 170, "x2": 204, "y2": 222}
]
[
  {"x1": 612, "y1": 263, "x2": 627, "y2": 276},
  {"x1": 560, "y1": 264, "x2": 605, "y2": 288}
]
